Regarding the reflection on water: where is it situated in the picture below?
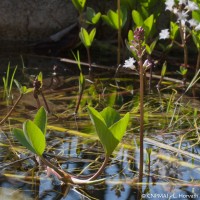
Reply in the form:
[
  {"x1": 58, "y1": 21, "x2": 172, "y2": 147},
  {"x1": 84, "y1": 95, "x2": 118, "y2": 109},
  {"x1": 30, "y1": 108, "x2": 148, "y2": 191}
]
[{"x1": 1, "y1": 58, "x2": 200, "y2": 199}]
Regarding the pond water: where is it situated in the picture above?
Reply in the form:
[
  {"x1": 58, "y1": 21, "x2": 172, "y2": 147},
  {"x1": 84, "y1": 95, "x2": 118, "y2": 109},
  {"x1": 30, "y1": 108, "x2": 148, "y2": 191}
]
[{"x1": 0, "y1": 55, "x2": 200, "y2": 200}]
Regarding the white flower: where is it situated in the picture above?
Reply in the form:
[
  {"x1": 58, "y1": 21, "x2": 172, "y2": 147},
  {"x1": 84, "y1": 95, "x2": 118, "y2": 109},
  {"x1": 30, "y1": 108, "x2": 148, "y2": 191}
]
[
  {"x1": 186, "y1": 1, "x2": 199, "y2": 11},
  {"x1": 123, "y1": 57, "x2": 136, "y2": 70},
  {"x1": 165, "y1": 0, "x2": 175, "y2": 11},
  {"x1": 177, "y1": 11, "x2": 188, "y2": 26},
  {"x1": 188, "y1": 19, "x2": 199, "y2": 27},
  {"x1": 143, "y1": 59, "x2": 152, "y2": 69},
  {"x1": 159, "y1": 29, "x2": 170, "y2": 40},
  {"x1": 195, "y1": 24, "x2": 200, "y2": 31},
  {"x1": 172, "y1": 7, "x2": 178, "y2": 14},
  {"x1": 177, "y1": 11, "x2": 188, "y2": 21}
]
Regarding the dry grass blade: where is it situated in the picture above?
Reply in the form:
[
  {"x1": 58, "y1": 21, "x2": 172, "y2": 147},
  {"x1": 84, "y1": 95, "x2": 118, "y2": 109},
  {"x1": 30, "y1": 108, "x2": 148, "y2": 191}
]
[{"x1": 144, "y1": 137, "x2": 200, "y2": 161}]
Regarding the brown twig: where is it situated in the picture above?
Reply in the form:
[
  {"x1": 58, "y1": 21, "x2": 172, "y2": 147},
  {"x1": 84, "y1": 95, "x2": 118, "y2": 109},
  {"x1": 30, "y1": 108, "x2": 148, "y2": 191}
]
[{"x1": 0, "y1": 93, "x2": 23, "y2": 125}]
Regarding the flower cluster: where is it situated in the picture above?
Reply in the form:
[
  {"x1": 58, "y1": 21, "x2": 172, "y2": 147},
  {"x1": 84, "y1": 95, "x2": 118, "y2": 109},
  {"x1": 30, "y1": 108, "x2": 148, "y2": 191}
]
[
  {"x1": 134, "y1": 27, "x2": 145, "y2": 42},
  {"x1": 123, "y1": 57, "x2": 153, "y2": 71},
  {"x1": 159, "y1": 0, "x2": 200, "y2": 40},
  {"x1": 165, "y1": 0, "x2": 198, "y2": 12},
  {"x1": 129, "y1": 27, "x2": 146, "y2": 56},
  {"x1": 123, "y1": 27, "x2": 154, "y2": 71}
]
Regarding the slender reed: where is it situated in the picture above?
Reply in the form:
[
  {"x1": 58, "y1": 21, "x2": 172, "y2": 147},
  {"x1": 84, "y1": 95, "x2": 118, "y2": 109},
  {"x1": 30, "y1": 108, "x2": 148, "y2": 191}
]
[{"x1": 0, "y1": 93, "x2": 23, "y2": 125}]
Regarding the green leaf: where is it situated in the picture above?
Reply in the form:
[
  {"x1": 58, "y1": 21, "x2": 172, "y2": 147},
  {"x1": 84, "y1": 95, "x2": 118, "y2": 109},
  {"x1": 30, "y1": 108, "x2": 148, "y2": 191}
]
[
  {"x1": 86, "y1": 7, "x2": 95, "y2": 21},
  {"x1": 24, "y1": 87, "x2": 34, "y2": 94},
  {"x1": 102, "y1": 7, "x2": 127, "y2": 30},
  {"x1": 109, "y1": 112, "x2": 130, "y2": 144},
  {"x1": 8, "y1": 65, "x2": 15, "y2": 94},
  {"x1": 149, "y1": 38, "x2": 158, "y2": 53},
  {"x1": 14, "y1": 80, "x2": 33, "y2": 94},
  {"x1": 88, "y1": 106, "x2": 118, "y2": 156},
  {"x1": 161, "y1": 61, "x2": 167, "y2": 76},
  {"x1": 146, "y1": 38, "x2": 157, "y2": 55},
  {"x1": 88, "y1": 106, "x2": 130, "y2": 156},
  {"x1": 71, "y1": 0, "x2": 86, "y2": 12},
  {"x1": 101, "y1": 15, "x2": 113, "y2": 29},
  {"x1": 79, "y1": 72, "x2": 85, "y2": 92},
  {"x1": 140, "y1": 5, "x2": 149, "y2": 18},
  {"x1": 146, "y1": 147, "x2": 152, "y2": 155},
  {"x1": 33, "y1": 107, "x2": 47, "y2": 135},
  {"x1": 13, "y1": 128, "x2": 37, "y2": 154},
  {"x1": 86, "y1": 7, "x2": 101, "y2": 24},
  {"x1": 192, "y1": 30, "x2": 200, "y2": 50},
  {"x1": 106, "y1": 91, "x2": 117, "y2": 107},
  {"x1": 92, "y1": 12, "x2": 101, "y2": 24},
  {"x1": 132, "y1": 10, "x2": 144, "y2": 26},
  {"x1": 192, "y1": 10, "x2": 200, "y2": 22},
  {"x1": 100, "y1": 107, "x2": 120, "y2": 128},
  {"x1": 170, "y1": 21, "x2": 179, "y2": 40},
  {"x1": 72, "y1": 50, "x2": 82, "y2": 71},
  {"x1": 37, "y1": 72, "x2": 43, "y2": 82},
  {"x1": 79, "y1": 28, "x2": 91, "y2": 47},
  {"x1": 145, "y1": 44, "x2": 151, "y2": 55},
  {"x1": 121, "y1": 6, "x2": 127, "y2": 27},
  {"x1": 128, "y1": 29, "x2": 134, "y2": 42},
  {"x1": 23, "y1": 120, "x2": 46, "y2": 156},
  {"x1": 89, "y1": 28, "x2": 96, "y2": 44},
  {"x1": 143, "y1": 14, "x2": 154, "y2": 38},
  {"x1": 180, "y1": 66, "x2": 188, "y2": 75},
  {"x1": 107, "y1": 10, "x2": 119, "y2": 29}
]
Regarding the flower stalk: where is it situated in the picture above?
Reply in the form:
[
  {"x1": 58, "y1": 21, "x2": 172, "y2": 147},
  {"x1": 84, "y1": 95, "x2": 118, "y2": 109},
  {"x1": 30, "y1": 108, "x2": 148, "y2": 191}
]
[{"x1": 123, "y1": 27, "x2": 146, "y2": 183}]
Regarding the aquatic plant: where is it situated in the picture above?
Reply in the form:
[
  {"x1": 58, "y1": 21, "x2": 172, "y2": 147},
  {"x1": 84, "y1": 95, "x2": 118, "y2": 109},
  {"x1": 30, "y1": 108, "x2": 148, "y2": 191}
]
[
  {"x1": 159, "y1": 0, "x2": 200, "y2": 85},
  {"x1": 124, "y1": 27, "x2": 148, "y2": 183},
  {"x1": 72, "y1": 51, "x2": 85, "y2": 114},
  {"x1": 2, "y1": 63, "x2": 17, "y2": 103},
  {"x1": 86, "y1": 7, "x2": 101, "y2": 25},
  {"x1": 13, "y1": 106, "x2": 47, "y2": 156},
  {"x1": 102, "y1": 6, "x2": 127, "y2": 65},
  {"x1": 191, "y1": 9, "x2": 200, "y2": 72},
  {"x1": 71, "y1": 0, "x2": 86, "y2": 24},
  {"x1": 157, "y1": 61, "x2": 167, "y2": 89},
  {"x1": 13, "y1": 106, "x2": 130, "y2": 185},
  {"x1": 71, "y1": 0, "x2": 86, "y2": 13},
  {"x1": 88, "y1": 106, "x2": 129, "y2": 157},
  {"x1": 79, "y1": 27, "x2": 96, "y2": 72},
  {"x1": 132, "y1": 10, "x2": 154, "y2": 41}
]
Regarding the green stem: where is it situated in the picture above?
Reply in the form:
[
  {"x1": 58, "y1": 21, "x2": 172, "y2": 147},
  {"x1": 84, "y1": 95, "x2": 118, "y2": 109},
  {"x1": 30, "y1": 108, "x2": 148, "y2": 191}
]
[{"x1": 0, "y1": 93, "x2": 23, "y2": 125}]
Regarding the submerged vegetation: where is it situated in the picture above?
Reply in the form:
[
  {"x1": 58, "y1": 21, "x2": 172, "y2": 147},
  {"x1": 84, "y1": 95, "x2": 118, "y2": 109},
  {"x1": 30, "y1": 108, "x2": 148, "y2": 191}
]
[{"x1": 1, "y1": 0, "x2": 200, "y2": 199}]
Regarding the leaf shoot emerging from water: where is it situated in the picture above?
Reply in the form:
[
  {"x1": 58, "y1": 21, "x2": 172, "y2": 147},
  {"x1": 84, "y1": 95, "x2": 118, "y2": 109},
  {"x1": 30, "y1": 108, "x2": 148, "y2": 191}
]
[
  {"x1": 13, "y1": 107, "x2": 47, "y2": 156},
  {"x1": 87, "y1": 106, "x2": 129, "y2": 156}
]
